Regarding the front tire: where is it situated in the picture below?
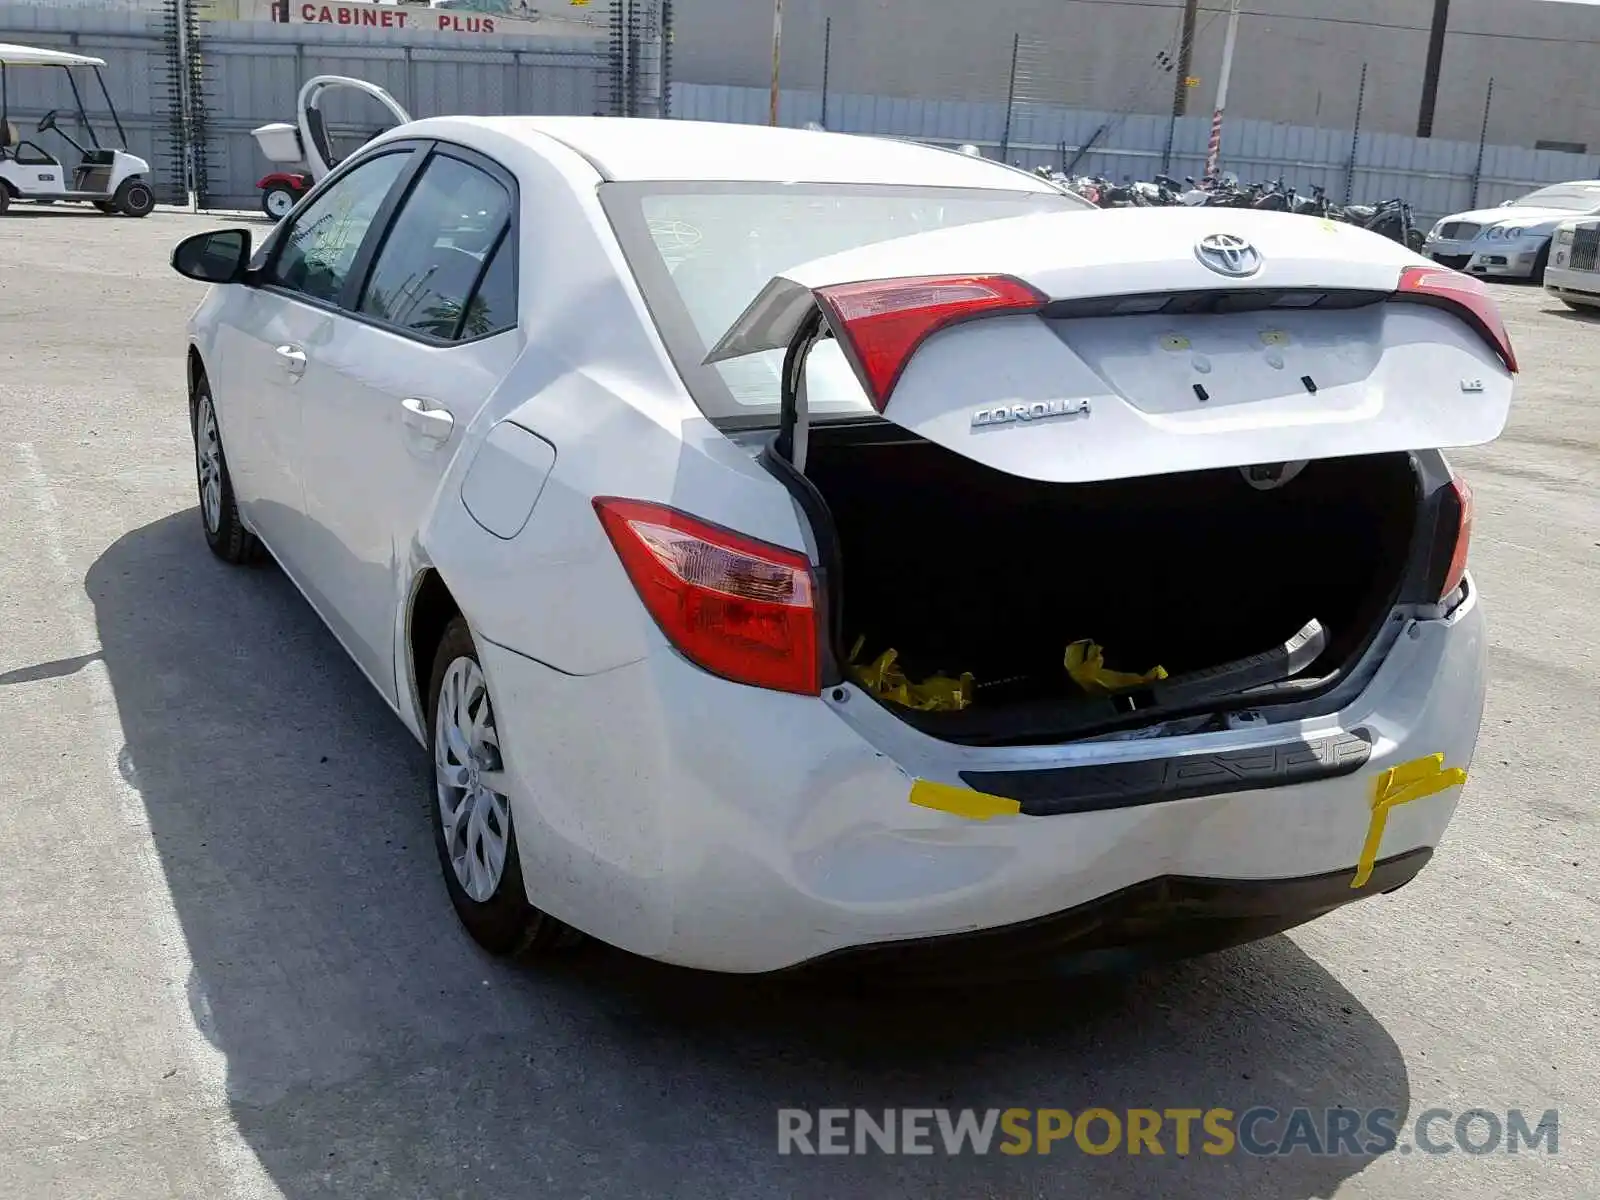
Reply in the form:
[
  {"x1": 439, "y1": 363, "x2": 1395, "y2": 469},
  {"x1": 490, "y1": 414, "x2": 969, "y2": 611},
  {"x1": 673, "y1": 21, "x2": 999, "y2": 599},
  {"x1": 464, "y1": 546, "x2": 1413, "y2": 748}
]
[
  {"x1": 112, "y1": 178, "x2": 155, "y2": 217},
  {"x1": 192, "y1": 378, "x2": 260, "y2": 565},
  {"x1": 0, "y1": 187, "x2": 10, "y2": 217},
  {"x1": 1531, "y1": 242, "x2": 1551, "y2": 285},
  {"x1": 427, "y1": 617, "x2": 576, "y2": 958}
]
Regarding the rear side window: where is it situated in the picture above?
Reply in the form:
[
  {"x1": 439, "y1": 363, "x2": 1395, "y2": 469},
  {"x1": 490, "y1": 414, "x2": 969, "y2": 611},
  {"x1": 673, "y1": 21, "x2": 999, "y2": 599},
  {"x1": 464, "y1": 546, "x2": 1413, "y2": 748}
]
[
  {"x1": 358, "y1": 152, "x2": 515, "y2": 341},
  {"x1": 459, "y1": 234, "x2": 516, "y2": 339}
]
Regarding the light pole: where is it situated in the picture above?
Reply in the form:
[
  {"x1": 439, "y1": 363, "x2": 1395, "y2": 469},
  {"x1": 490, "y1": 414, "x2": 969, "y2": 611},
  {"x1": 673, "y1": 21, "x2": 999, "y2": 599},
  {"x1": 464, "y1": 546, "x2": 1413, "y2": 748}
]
[
  {"x1": 1203, "y1": 0, "x2": 1243, "y2": 181},
  {"x1": 768, "y1": 0, "x2": 783, "y2": 125}
]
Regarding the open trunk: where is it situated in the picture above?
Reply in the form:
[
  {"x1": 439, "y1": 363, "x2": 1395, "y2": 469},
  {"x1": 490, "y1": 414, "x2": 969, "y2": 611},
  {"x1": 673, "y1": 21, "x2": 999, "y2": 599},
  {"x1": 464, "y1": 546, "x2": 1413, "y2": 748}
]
[
  {"x1": 696, "y1": 207, "x2": 1507, "y2": 740},
  {"x1": 799, "y1": 423, "x2": 1427, "y2": 742}
]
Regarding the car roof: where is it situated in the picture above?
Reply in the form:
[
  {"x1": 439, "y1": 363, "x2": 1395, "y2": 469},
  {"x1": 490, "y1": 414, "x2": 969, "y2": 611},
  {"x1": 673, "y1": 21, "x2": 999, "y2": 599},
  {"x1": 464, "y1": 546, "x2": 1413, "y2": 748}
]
[
  {"x1": 0, "y1": 41, "x2": 106, "y2": 67},
  {"x1": 418, "y1": 116, "x2": 1059, "y2": 190}
]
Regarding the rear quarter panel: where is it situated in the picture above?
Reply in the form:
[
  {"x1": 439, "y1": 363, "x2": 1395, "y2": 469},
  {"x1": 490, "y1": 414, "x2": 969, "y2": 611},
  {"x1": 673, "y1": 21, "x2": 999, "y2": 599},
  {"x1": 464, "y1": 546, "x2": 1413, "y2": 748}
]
[{"x1": 412, "y1": 127, "x2": 809, "y2": 683}]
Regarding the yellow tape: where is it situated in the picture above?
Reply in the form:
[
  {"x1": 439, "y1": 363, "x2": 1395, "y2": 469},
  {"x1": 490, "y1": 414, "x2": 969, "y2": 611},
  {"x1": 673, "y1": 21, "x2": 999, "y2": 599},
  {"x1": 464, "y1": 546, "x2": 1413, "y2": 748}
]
[
  {"x1": 1065, "y1": 640, "x2": 1168, "y2": 695},
  {"x1": 909, "y1": 780, "x2": 1021, "y2": 821},
  {"x1": 1352, "y1": 754, "x2": 1468, "y2": 889}
]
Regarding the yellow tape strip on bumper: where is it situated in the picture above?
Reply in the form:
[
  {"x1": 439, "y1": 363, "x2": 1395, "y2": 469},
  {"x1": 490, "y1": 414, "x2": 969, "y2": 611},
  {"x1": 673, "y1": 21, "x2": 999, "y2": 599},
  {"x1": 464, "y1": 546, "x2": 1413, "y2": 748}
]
[
  {"x1": 909, "y1": 780, "x2": 1021, "y2": 821},
  {"x1": 1352, "y1": 754, "x2": 1468, "y2": 889}
]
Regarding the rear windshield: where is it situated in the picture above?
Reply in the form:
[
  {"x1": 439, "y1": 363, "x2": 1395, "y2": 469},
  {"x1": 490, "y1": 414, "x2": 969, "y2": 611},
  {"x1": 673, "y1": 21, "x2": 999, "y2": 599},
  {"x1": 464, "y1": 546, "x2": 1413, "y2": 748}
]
[{"x1": 600, "y1": 180, "x2": 1087, "y2": 424}]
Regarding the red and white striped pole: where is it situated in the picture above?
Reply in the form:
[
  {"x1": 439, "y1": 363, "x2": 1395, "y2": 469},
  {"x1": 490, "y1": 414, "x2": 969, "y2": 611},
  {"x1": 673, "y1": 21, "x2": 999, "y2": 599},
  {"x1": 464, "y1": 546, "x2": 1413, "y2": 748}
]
[{"x1": 1204, "y1": 0, "x2": 1244, "y2": 181}]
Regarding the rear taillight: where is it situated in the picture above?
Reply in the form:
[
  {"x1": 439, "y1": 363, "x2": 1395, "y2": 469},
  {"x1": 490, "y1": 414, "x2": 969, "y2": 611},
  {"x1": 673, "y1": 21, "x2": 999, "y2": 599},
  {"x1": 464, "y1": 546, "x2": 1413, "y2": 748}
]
[
  {"x1": 1440, "y1": 475, "x2": 1475, "y2": 601},
  {"x1": 814, "y1": 274, "x2": 1047, "y2": 411},
  {"x1": 1395, "y1": 266, "x2": 1518, "y2": 374},
  {"x1": 593, "y1": 498, "x2": 820, "y2": 695}
]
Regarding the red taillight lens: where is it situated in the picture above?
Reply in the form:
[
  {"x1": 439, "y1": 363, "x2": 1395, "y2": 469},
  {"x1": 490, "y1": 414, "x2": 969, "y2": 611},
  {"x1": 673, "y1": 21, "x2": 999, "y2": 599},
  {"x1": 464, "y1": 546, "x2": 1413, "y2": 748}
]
[
  {"x1": 1396, "y1": 265, "x2": 1518, "y2": 374},
  {"x1": 593, "y1": 498, "x2": 820, "y2": 695},
  {"x1": 814, "y1": 274, "x2": 1047, "y2": 411},
  {"x1": 1440, "y1": 475, "x2": 1474, "y2": 601}
]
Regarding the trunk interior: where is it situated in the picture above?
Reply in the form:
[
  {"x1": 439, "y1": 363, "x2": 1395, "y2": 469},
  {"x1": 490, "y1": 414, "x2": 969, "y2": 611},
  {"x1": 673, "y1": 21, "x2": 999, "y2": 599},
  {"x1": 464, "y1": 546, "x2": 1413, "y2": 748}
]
[{"x1": 802, "y1": 424, "x2": 1420, "y2": 734}]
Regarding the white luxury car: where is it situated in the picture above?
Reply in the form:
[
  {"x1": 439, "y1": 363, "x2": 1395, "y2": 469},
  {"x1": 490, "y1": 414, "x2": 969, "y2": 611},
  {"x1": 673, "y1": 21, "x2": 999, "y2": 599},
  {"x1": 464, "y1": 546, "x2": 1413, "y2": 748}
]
[
  {"x1": 171, "y1": 117, "x2": 1514, "y2": 975},
  {"x1": 1423, "y1": 179, "x2": 1600, "y2": 282},
  {"x1": 1545, "y1": 216, "x2": 1600, "y2": 310}
]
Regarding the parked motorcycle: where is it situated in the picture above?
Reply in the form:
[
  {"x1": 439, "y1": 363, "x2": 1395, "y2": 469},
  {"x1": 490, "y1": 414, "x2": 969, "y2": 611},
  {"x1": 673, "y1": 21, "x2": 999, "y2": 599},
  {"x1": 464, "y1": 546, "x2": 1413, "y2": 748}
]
[{"x1": 1038, "y1": 161, "x2": 1426, "y2": 251}]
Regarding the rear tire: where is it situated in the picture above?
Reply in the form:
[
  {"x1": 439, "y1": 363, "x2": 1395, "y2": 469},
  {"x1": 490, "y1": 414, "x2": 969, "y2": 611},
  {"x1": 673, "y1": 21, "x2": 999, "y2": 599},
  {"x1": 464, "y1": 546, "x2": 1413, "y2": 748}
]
[
  {"x1": 0, "y1": 187, "x2": 10, "y2": 217},
  {"x1": 191, "y1": 376, "x2": 261, "y2": 565},
  {"x1": 426, "y1": 617, "x2": 579, "y2": 959},
  {"x1": 112, "y1": 178, "x2": 155, "y2": 218}
]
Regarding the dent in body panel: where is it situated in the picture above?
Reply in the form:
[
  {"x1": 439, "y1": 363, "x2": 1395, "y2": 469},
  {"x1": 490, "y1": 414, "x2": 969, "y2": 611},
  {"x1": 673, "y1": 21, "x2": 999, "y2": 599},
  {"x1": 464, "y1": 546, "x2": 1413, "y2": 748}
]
[{"x1": 412, "y1": 138, "x2": 806, "y2": 678}]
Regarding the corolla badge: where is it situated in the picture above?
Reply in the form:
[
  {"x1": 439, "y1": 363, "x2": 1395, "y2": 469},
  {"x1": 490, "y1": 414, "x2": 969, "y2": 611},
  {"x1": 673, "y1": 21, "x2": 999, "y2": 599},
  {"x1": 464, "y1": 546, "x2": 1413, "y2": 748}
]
[
  {"x1": 1195, "y1": 232, "x2": 1263, "y2": 278},
  {"x1": 972, "y1": 398, "x2": 1091, "y2": 428}
]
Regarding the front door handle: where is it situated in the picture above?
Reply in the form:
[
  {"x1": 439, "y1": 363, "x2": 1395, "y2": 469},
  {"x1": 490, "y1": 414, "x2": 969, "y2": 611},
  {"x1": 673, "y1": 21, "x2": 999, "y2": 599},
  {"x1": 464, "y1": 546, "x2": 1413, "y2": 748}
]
[
  {"x1": 400, "y1": 398, "x2": 455, "y2": 443},
  {"x1": 274, "y1": 344, "x2": 307, "y2": 378}
]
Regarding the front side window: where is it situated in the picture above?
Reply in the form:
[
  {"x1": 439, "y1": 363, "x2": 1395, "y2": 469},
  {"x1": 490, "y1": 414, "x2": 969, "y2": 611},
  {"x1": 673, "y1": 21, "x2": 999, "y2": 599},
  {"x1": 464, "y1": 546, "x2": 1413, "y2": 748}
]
[
  {"x1": 269, "y1": 150, "x2": 412, "y2": 304},
  {"x1": 357, "y1": 153, "x2": 514, "y2": 340}
]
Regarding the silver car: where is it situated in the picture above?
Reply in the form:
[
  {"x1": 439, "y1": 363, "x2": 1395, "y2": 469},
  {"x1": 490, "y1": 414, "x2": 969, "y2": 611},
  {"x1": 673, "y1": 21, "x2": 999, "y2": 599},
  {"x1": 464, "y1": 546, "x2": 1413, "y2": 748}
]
[{"x1": 1424, "y1": 180, "x2": 1600, "y2": 282}]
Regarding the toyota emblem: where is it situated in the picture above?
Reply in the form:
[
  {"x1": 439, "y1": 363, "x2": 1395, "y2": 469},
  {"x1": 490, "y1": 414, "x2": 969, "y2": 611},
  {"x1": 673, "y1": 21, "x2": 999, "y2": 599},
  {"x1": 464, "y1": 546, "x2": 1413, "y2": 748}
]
[{"x1": 1195, "y1": 233, "x2": 1263, "y2": 278}]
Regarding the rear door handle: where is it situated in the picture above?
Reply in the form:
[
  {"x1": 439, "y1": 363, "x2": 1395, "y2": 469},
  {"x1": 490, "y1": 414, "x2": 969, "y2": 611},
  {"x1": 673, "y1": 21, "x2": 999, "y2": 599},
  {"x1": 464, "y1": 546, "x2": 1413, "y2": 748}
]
[
  {"x1": 274, "y1": 344, "x2": 307, "y2": 378},
  {"x1": 400, "y1": 398, "x2": 455, "y2": 443}
]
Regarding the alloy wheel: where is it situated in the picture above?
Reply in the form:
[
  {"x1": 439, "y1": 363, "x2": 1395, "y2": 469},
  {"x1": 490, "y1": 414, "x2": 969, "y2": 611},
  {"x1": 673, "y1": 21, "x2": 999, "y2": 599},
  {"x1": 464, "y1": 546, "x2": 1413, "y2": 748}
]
[
  {"x1": 196, "y1": 395, "x2": 223, "y2": 535},
  {"x1": 433, "y1": 656, "x2": 511, "y2": 903}
]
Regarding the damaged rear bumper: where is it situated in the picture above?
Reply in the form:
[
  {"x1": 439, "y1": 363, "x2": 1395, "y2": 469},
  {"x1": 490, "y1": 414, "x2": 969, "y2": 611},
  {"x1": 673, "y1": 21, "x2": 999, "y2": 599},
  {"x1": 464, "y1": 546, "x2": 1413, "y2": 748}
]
[
  {"x1": 477, "y1": 580, "x2": 1484, "y2": 974},
  {"x1": 790, "y1": 848, "x2": 1432, "y2": 978}
]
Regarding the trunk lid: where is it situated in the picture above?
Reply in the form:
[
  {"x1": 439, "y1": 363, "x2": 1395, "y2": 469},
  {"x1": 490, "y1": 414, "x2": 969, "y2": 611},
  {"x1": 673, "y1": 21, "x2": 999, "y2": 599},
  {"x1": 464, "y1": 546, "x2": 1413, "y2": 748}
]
[{"x1": 705, "y1": 207, "x2": 1514, "y2": 484}]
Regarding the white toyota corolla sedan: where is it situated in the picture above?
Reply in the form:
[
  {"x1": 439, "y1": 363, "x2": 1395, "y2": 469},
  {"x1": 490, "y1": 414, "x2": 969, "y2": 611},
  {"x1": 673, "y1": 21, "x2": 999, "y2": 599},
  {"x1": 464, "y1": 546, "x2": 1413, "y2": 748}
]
[{"x1": 171, "y1": 117, "x2": 1513, "y2": 975}]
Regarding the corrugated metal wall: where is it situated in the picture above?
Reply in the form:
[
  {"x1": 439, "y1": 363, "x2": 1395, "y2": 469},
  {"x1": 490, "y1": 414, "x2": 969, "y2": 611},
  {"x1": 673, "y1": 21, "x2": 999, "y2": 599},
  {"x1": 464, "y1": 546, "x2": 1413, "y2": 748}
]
[
  {"x1": 1, "y1": 1, "x2": 623, "y2": 211},
  {"x1": 7, "y1": 0, "x2": 1598, "y2": 224},
  {"x1": 0, "y1": 5, "x2": 177, "y2": 199},
  {"x1": 194, "y1": 19, "x2": 609, "y2": 208},
  {"x1": 673, "y1": 82, "x2": 1600, "y2": 225}
]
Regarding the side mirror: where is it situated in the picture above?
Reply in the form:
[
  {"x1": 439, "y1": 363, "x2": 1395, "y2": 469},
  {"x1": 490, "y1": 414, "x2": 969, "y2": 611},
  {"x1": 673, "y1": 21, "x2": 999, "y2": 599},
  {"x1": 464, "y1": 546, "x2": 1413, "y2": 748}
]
[{"x1": 171, "y1": 228, "x2": 252, "y2": 284}]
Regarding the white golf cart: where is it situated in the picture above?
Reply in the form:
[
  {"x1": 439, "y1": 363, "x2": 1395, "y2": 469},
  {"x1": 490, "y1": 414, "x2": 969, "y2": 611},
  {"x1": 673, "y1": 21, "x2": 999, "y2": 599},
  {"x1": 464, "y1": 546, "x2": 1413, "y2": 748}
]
[
  {"x1": 250, "y1": 75, "x2": 411, "y2": 220},
  {"x1": 0, "y1": 42, "x2": 155, "y2": 217}
]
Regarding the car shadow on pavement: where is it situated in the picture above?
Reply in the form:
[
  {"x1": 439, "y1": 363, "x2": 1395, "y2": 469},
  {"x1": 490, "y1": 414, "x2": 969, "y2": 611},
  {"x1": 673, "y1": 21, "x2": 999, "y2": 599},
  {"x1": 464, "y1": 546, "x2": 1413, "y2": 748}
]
[
  {"x1": 88, "y1": 510, "x2": 1412, "y2": 1200},
  {"x1": 1547, "y1": 304, "x2": 1600, "y2": 322}
]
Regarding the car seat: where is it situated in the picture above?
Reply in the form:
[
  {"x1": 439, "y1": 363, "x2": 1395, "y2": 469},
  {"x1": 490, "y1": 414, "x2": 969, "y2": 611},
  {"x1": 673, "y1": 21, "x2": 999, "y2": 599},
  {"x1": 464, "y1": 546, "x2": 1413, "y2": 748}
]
[{"x1": 304, "y1": 105, "x2": 338, "y2": 170}]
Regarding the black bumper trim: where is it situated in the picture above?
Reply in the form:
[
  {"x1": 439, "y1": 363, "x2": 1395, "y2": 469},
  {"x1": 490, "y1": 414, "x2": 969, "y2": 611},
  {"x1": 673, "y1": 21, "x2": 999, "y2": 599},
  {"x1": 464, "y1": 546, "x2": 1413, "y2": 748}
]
[
  {"x1": 961, "y1": 727, "x2": 1374, "y2": 817},
  {"x1": 792, "y1": 848, "x2": 1433, "y2": 978}
]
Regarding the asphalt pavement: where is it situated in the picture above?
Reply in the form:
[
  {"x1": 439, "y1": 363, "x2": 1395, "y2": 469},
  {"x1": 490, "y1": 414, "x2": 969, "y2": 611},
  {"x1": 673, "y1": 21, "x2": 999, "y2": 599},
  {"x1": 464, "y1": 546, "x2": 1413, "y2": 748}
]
[{"x1": 0, "y1": 207, "x2": 1595, "y2": 1200}]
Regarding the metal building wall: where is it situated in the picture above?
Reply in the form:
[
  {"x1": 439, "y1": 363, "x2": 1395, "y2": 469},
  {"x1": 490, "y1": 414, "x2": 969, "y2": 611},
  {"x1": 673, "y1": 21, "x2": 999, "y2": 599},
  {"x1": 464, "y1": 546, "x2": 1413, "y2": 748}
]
[{"x1": 666, "y1": 0, "x2": 1600, "y2": 150}]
